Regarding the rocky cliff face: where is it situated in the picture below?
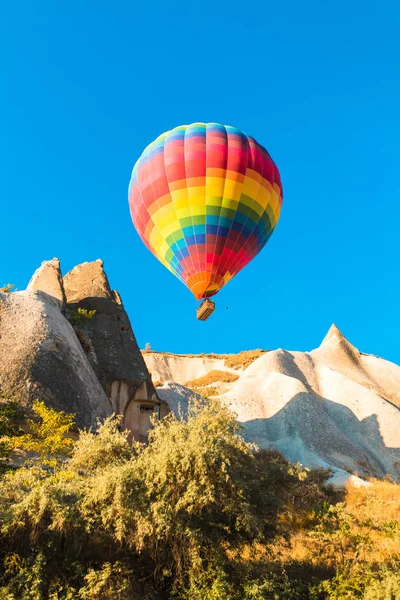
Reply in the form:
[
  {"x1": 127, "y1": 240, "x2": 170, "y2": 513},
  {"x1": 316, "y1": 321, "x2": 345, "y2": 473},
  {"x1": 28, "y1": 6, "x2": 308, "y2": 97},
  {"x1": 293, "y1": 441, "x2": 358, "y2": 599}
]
[
  {"x1": 146, "y1": 329, "x2": 400, "y2": 486},
  {"x1": 0, "y1": 258, "x2": 164, "y2": 437},
  {"x1": 0, "y1": 286, "x2": 110, "y2": 428},
  {"x1": 62, "y1": 260, "x2": 161, "y2": 432},
  {"x1": 27, "y1": 257, "x2": 67, "y2": 307}
]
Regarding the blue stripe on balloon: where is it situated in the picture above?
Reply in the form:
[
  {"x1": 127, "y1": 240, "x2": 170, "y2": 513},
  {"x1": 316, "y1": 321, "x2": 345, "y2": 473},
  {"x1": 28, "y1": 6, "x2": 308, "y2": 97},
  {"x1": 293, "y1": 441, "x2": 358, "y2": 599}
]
[
  {"x1": 169, "y1": 239, "x2": 188, "y2": 254},
  {"x1": 147, "y1": 144, "x2": 165, "y2": 159},
  {"x1": 231, "y1": 220, "x2": 252, "y2": 239},
  {"x1": 175, "y1": 247, "x2": 190, "y2": 260},
  {"x1": 205, "y1": 215, "x2": 219, "y2": 227},
  {"x1": 181, "y1": 225, "x2": 206, "y2": 238},
  {"x1": 166, "y1": 132, "x2": 185, "y2": 143},
  {"x1": 218, "y1": 217, "x2": 233, "y2": 229},
  {"x1": 214, "y1": 225, "x2": 231, "y2": 238},
  {"x1": 185, "y1": 126, "x2": 206, "y2": 138},
  {"x1": 182, "y1": 226, "x2": 195, "y2": 238},
  {"x1": 185, "y1": 234, "x2": 207, "y2": 246},
  {"x1": 207, "y1": 123, "x2": 226, "y2": 133}
]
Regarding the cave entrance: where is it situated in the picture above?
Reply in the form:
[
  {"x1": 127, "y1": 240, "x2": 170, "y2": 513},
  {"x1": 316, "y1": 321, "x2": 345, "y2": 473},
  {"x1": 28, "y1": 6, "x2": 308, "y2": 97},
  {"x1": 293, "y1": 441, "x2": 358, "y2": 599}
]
[
  {"x1": 138, "y1": 404, "x2": 160, "y2": 443},
  {"x1": 123, "y1": 399, "x2": 161, "y2": 443}
]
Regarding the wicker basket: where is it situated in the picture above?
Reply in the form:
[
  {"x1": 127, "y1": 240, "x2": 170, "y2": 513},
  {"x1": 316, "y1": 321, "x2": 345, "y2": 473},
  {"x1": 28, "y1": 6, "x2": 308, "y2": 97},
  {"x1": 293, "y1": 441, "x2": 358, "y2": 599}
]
[{"x1": 196, "y1": 299, "x2": 215, "y2": 321}]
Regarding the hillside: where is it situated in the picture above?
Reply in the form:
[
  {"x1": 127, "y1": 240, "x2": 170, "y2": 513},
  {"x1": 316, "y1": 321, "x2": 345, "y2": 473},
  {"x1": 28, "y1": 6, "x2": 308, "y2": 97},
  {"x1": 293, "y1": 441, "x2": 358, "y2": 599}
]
[{"x1": 144, "y1": 327, "x2": 400, "y2": 484}]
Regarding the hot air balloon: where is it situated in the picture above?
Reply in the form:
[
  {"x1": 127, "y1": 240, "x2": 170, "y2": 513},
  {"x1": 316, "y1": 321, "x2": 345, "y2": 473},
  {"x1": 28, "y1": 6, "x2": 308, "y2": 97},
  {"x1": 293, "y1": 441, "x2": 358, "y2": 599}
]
[{"x1": 128, "y1": 123, "x2": 283, "y2": 320}]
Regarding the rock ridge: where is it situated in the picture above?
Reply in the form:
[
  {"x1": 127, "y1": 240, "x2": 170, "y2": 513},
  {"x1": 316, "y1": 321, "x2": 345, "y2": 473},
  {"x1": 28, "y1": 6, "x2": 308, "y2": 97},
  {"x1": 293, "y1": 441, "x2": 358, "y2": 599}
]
[{"x1": 147, "y1": 327, "x2": 400, "y2": 486}]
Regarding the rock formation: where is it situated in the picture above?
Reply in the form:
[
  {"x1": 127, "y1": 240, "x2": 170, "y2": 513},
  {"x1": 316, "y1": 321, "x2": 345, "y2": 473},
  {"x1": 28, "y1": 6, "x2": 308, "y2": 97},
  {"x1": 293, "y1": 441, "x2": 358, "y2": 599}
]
[
  {"x1": 0, "y1": 288, "x2": 110, "y2": 428},
  {"x1": 147, "y1": 329, "x2": 400, "y2": 485},
  {"x1": 63, "y1": 259, "x2": 167, "y2": 437},
  {"x1": 27, "y1": 258, "x2": 67, "y2": 307},
  {"x1": 143, "y1": 352, "x2": 238, "y2": 388},
  {"x1": 0, "y1": 258, "x2": 166, "y2": 439}
]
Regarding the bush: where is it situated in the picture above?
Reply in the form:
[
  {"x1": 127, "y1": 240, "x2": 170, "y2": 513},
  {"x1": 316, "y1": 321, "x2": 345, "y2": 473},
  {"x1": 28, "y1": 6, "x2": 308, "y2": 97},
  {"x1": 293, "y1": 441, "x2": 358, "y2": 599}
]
[
  {"x1": 0, "y1": 397, "x2": 328, "y2": 598},
  {"x1": 363, "y1": 568, "x2": 400, "y2": 600},
  {"x1": 0, "y1": 397, "x2": 398, "y2": 599},
  {"x1": 68, "y1": 308, "x2": 96, "y2": 328},
  {"x1": 6, "y1": 400, "x2": 75, "y2": 470}
]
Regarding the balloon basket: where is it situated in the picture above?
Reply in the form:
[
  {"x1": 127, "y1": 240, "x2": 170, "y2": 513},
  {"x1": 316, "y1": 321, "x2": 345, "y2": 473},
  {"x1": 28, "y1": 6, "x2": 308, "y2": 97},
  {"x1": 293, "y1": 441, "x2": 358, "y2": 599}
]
[{"x1": 196, "y1": 299, "x2": 215, "y2": 321}]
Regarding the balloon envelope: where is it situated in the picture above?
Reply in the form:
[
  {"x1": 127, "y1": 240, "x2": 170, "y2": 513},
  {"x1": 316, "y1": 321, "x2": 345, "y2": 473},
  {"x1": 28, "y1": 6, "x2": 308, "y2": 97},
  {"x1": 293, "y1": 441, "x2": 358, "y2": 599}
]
[{"x1": 128, "y1": 123, "x2": 283, "y2": 300}]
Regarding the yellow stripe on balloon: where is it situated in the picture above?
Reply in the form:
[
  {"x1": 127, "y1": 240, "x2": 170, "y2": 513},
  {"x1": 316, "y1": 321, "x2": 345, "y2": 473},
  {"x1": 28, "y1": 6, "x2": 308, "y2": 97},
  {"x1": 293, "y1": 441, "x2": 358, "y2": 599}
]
[
  {"x1": 158, "y1": 220, "x2": 182, "y2": 239},
  {"x1": 242, "y1": 174, "x2": 262, "y2": 198},
  {"x1": 271, "y1": 184, "x2": 282, "y2": 221},
  {"x1": 221, "y1": 197, "x2": 239, "y2": 211},
  {"x1": 256, "y1": 184, "x2": 271, "y2": 210},
  {"x1": 223, "y1": 178, "x2": 243, "y2": 201},
  {"x1": 152, "y1": 202, "x2": 176, "y2": 223}
]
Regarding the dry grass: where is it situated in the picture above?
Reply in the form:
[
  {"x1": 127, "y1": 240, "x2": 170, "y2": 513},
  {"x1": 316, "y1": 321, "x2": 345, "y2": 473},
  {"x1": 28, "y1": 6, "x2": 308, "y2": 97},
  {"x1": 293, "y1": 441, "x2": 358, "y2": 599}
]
[
  {"x1": 337, "y1": 479, "x2": 400, "y2": 565},
  {"x1": 185, "y1": 370, "x2": 239, "y2": 388},
  {"x1": 201, "y1": 386, "x2": 220, "y2": 397},
  {"x1": 142, "y1": 350, "x2": 231, "y2": 358},
  {"x1": 345, "y1": 478, "x2": 400, "y2": 524},
  {"x1": 224, "y1": 349, "x2": 266, "y2": 370},
  {"x1": 184, "y1": 369, "x2": 239, "y2": 399},
  {"x1": 272, "y1": 479, "x2": 400, "y2": 569}
]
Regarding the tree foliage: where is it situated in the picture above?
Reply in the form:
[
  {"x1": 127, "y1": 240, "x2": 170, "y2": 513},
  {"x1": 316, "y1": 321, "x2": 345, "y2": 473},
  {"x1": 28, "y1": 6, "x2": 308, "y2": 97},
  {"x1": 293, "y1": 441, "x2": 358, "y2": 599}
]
[{"x1": 7, "y1": 400, "x2": 75, "y2": 469}]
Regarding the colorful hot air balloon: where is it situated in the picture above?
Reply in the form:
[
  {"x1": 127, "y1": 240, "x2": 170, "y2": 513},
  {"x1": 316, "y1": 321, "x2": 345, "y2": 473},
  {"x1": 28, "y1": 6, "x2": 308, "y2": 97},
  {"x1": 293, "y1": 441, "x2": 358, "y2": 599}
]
[{"x1": 128, "y1": 123, "x2": 283, "y2": 310}]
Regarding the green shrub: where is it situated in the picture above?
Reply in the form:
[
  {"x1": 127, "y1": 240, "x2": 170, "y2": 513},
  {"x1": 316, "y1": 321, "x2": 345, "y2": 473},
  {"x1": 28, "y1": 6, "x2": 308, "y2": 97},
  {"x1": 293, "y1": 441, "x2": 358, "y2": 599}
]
[
  {"x1": 68, "y1": 308, "x2": 96, "y2": 328},
  {"x1": 313, "y1": 565, "x2": 400, "y2": 600},
  {"x1": 363, "y1": 567, "x2": 400, "y2": 600},
  {"x1": 7, "y1": 400, "x2": 75, "y2": 470}
]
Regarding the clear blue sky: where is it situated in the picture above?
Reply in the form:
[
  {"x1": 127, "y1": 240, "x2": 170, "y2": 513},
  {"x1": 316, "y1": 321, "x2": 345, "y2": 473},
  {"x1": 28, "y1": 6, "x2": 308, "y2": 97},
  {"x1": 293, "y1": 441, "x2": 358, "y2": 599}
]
[{"x1": 1, "y1": 1, "x2": 399, "y2": 363}]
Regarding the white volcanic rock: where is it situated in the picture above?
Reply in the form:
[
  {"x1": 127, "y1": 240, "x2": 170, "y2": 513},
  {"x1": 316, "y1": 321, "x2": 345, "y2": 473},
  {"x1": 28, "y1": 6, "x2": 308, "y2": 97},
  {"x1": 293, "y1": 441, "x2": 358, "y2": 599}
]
[
  {"x1": 156, "y1": 382, "x2": 201, "y2": 419},
  {"x1": 150, "y1": 327, "x2": 400, "y2": 483},
  {"x1": 27, "y1": 258, "x2": 66, "y2": 306},
  {"x1": 0, "y1": 289, "x2": 111, "y2": 428},
  {"x1": 143, "y1": 353, "x2": 238, "y2": 385}
]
